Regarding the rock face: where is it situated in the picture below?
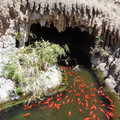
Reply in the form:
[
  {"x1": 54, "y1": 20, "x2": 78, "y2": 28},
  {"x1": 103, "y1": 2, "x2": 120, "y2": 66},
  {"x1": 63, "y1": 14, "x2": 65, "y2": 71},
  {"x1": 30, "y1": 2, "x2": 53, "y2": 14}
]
[
  {"x1": 93, "y1": 47, "x2": 120, "y2": 92},
  {"x1": 0, "y1": 0, "x2": 120, "y2": 49},
  {"x1": 0, "y1": 0, "x2": 120, "y2": 101}
]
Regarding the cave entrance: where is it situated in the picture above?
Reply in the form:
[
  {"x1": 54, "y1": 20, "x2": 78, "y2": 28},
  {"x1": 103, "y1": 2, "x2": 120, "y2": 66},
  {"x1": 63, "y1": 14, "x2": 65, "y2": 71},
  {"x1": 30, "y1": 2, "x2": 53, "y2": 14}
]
[{"x1": 26, "y1": 23, "x2": 94, "y2": 67}]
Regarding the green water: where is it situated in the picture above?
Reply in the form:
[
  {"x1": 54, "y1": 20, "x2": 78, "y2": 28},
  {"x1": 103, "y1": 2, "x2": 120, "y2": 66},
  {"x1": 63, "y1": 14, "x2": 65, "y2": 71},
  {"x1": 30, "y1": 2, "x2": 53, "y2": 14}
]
[{"x1": 0, "y1": 66, "x2": 114, "y2": 120}]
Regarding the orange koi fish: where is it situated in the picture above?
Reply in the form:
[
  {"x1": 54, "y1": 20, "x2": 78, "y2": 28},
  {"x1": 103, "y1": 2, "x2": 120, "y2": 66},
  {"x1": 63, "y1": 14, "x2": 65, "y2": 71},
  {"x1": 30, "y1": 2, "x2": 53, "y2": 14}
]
[
  {"x1": 22, "y1": 113, "x2": 31, "y2": 117},
  {"x1": 78, "y1": 102, "x2": 81, "y2": 105},
  {"x1": 81, "y1": 102, "x2": 85, "y2": 108},
  {"x1": 90, "y1": 88, "x2": 93, "y2": 92},
  {"x1": 57, "y1": 90, "x2": 61, "y2": 93},
  {"x1": 90, "y1": 94, "x2": 96, "y2": 97},
  {"x1": 105, "y1": 113, "x2": 110, "y2": 120},
  {"x1": 24, "y1": 104, "x2": 27, "y2": 110},
  {"x1": 77, "y1": 98, "x2": 80, "y2": 102},
  {"x1": 63, "y1": 79, "x2": 67, "y2": 81},
  {"x1": 32, "y1": 104, "x2": 39, "y2": 106},
  {"x1": 86, "y1": 102, "x2": 88, "y2": 108},
  {"x1": 101, "y1": 104, "x2": 105, "y2": 107},
  {"x1": 94, "y1": 99, "x2": 97, "y2": 103},
  {"x1": 95, "y1": 82, "x2": 98, "y2": 85},
  {"x1": 94, "y1": 88, "x2": 98, "y2": 92},
  {"x1": 81, "y1": 89, "x2": 84, "y2": 94},
  {"x1": 89, "y1": 111, "x2": 93, "y2": 116},
  {"x1": 91, "y1": 83, "x2": 94, "y2": 86},
  {"x1": 108, "y1": 105, "x2": 115, "y2": 108},
  {"x1": 71, "y1": 85, "x2": 73, "y2": 89},
  {"x1": 75, "y1": 93, "x2": 80, "y2": 97},
  {"x1": 97, "y1": 101, "x2": 103, "y2": 103},
  {"x1": 93, "y1": 114, "x2": 96, "y2": 119},
  {"x1": 106, "y1": 111, "x2": 114, "y2": 117},
  {"x1": 68, "y1": 90, "x2": 72, "y2": 94},
  {"x1": 99, "y1": 86, "x2": 103, "y2": 90},
  {"x1": 68, "y1": 111, "x2": 71, "y2": 117},
  {"x1": 64, "y1": 95, "x2": 68, "y2": 100},
  {"x1": 38, "y1": 101, "x2": 42, "y2": 104},
  {"x1": 51, "y1": 90, "x2": 54, "y2": 93},
  {"x1": 107, "y1": 106, "x2": 114, "y2": 111},
  {"x1": 56, "y1": 98, "x2": 62, "y2": 102},
  {"x1": 60, "y1": 93, "x2": 63, "y2": 97},
  {"x1": 84, "y1": 117, "x2": 92, "y2": 120},
  {"x1": 0, "y1": 108, "x2": 2, "y2": 111},
  {"x1": 48, "y1": 102, "x2": 54, "y2": 108},
  {"x1": 27, "y1": 105, "x2": 32, "y2": 109},
  {"x1": 65, "y1": 88, "x2": 68, "y2": 91},
  {"x1": 99, "y1": 108, "x2": 105, "y2": 114},
  {"x1": 92, "y1": 104, "x2": 97, "y2": 111},
  {"x1": 56, "y1": 105, "x2": 59, "y2": 110},
  {"x1": 74, "y1": 89, "x2": 76, "y2": 93},
  {"x1": 79, "y1": 108, "x2": 82, "y2": 113},
  {"x1": 71, "y1": 99, "x2": 74, "y2": 103},
  {"x1": 96, "y1": 116, "x2": 100, "y2": 120},
  {"x1": 66, "y1": 99, "x2": 70, "y2": 104},
  {"x1": 62, "y1": 101, "x2": 65, "y2": 105}
]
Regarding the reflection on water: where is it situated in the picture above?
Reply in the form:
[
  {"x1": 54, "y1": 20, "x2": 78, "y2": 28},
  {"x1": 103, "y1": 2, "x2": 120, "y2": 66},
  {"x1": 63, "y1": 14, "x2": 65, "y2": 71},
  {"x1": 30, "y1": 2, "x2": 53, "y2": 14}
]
[{"x1": 0, "y1": 66, "x2": 114, "y2": 120}]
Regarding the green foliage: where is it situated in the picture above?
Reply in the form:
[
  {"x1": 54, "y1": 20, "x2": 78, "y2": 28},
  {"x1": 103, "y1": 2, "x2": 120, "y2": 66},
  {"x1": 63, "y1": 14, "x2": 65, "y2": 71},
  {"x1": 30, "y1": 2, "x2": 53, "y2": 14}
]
[
  {"x1": 4, "y1": 40, "x2": 69, "y2": 98},
  {"x1": 16, "y1": 86, "x2": 23, "y2": 94},
  {"x1": 4, "y1": 62, "x2": 22, "y2": 84},
  {"x1": 90, "y1": 36, "x2": 110, "y2": 57}
]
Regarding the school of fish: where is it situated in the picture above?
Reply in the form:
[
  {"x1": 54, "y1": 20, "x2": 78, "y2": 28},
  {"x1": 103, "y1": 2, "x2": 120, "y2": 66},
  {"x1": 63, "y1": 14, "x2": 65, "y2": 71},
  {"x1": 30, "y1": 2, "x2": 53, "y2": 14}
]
[{"x1": 18, "y1": 66, "x2": 115, "y2": 119}]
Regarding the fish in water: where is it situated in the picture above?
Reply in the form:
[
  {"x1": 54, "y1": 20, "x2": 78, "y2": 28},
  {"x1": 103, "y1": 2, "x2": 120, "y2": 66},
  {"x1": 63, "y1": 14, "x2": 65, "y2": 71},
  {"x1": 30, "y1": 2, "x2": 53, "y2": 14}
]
[
  {"x1": 22, "y1": 113, "x2": 31, "y2": 117},
  {"x1": 68, "y1": 111, "x2": 71, "y2": 117}
]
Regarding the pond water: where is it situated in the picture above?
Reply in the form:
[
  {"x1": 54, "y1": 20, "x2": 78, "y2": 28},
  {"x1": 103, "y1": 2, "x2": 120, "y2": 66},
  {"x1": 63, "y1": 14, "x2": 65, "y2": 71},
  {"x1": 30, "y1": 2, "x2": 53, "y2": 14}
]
[{"x1": 0, "y1": 66, "x2": 114, "y2": 120}]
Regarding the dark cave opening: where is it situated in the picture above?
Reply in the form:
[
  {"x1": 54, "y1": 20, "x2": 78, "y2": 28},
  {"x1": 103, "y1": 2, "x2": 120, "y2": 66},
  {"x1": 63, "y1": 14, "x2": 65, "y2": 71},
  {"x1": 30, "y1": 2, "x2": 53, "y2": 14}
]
[{"x1": 26, "y1": 23, "x2": 94, "y2": 67}]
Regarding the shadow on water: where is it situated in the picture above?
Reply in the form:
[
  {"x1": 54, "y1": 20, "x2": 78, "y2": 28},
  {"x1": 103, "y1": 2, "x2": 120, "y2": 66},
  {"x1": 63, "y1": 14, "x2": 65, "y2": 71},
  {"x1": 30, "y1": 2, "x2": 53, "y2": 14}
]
[{"x1": 0, "y1": 66, "x2": 114, "y2": 120}]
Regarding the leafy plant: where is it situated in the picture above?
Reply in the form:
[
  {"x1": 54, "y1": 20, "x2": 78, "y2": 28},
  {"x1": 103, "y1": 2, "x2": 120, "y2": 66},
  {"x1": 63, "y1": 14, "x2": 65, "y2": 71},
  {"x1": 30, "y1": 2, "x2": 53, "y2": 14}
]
[{"x1": 90, "y1": 36, "x2": 110, "y2": 57}]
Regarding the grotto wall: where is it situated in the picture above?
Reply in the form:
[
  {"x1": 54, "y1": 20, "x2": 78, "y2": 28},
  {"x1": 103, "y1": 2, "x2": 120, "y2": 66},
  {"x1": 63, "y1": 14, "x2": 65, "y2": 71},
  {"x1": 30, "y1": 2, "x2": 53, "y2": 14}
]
[{"x1": 0, "y1": 0, "x2": 120, "y2": 94}]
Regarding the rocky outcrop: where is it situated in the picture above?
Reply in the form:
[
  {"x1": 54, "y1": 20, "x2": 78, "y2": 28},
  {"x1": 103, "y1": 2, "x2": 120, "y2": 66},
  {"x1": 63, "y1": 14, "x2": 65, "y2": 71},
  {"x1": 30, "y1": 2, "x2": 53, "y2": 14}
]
[
  {"x1": 92, "y1": 47, "x2": 120, "y2": 93},
  {"x1": 0, "y1": 0, "x2": 120, "y2": 49}
]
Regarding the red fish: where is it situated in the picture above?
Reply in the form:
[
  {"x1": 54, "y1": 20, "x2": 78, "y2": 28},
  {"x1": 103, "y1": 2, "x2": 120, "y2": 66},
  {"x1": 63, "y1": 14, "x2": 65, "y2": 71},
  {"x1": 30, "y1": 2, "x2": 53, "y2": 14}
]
[
  {"x1": 89, "y1": 111, "x2": 93, "y2": 116},
  {"x1": 22, "y1": 113, "x2": 31, "y2": 117},
  {"x1": 105, "y1": 113, "x2": 110, "y2": 120},
  {"x1": 96, "y1": 116, "x2": 100, "y2": 120},
  {"x1": 70, "y1": 99, "x2": 74, "y2": 103},
  {"x1": 101, "y1": 104, "x2": 105, "y2": 107},
  {"x1": 99, "y1": 108, "x2": 105, "y2": 114},
  {"x1": 65, "y1": 88, "x2": 68, "y2": 91},
  {"x1": 81, "y1": 89, "x2": 84, "y2": 94},
  {"x1": 57, "y1": 90, "x2": 61, "y2": 93},
  {"x1": 64, "y1": 95, "x2": 68, "y2": 100},
  {"x1": 106, "y1": 111, "x2": 114, "y2": 117},
  {"x1": 77, "y1": 98, "x2": 80, "y2": 102},
  {"x1": 68, "y1": 90, "x2": 72, "y2": 94},
  {"x1": 68, "y1": 111, "x2": 71, "y2": 117},
  {"x1": 51, "y1": 90, "x2": 54, "y2": 93},
  {"x1": 38, "y1": 101, "x2": 42, "y2": 104},
  {"x1": 71, "y1": 85, "x2": 73, "y2": 89},
  {"x1": 74, "y1": 89, "x2": 76, "y2": 93},
  {"x1": 107, "y1": 106, "x2": 114, "y2": 111},
  {"x1": 90, "y1": 88, "x2": 93, "y2": 92},
  {"x1": 108, "y1": 105, "x2": 115, "y2": 108},
  {"x1": 75, "y1": 93, "x2": 80, "y2": 97},
  {"x1": 0, "y1": 108, "x2": 2, "y2": 111},
  {"x1": 27, "y1": 105, "x2": 32, "y2": 109},
  {"x1": 81, "y1": 102, "x2": 85, "y2": 108},
  {"x1": 79, "y1": 108, "x2": 82, "y2": 113},
  {"x1": 56, "y1": 98, "x2": 61, "y2": 102},
  {"x1": 94, "y1": 88, "x2": 98, "y2": 92},
  {"x1": 63, "y1": 79, "x2": 67, "y2": 81},
  {"x1": 90, "y1": 94, "x2": 96, "y2": 97},
  {"x1": 93, "y1": 114, "x2": 96, "y2": 119},
  {"x1": 66, "y1": 99, "x2": 70, "y2": 104},
  {"x1": 62, "y1": 101, "x2": 65, "y2": 105},
  {"x1": 84, "y1": 117, "x2": 92, "y2": 120}
]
